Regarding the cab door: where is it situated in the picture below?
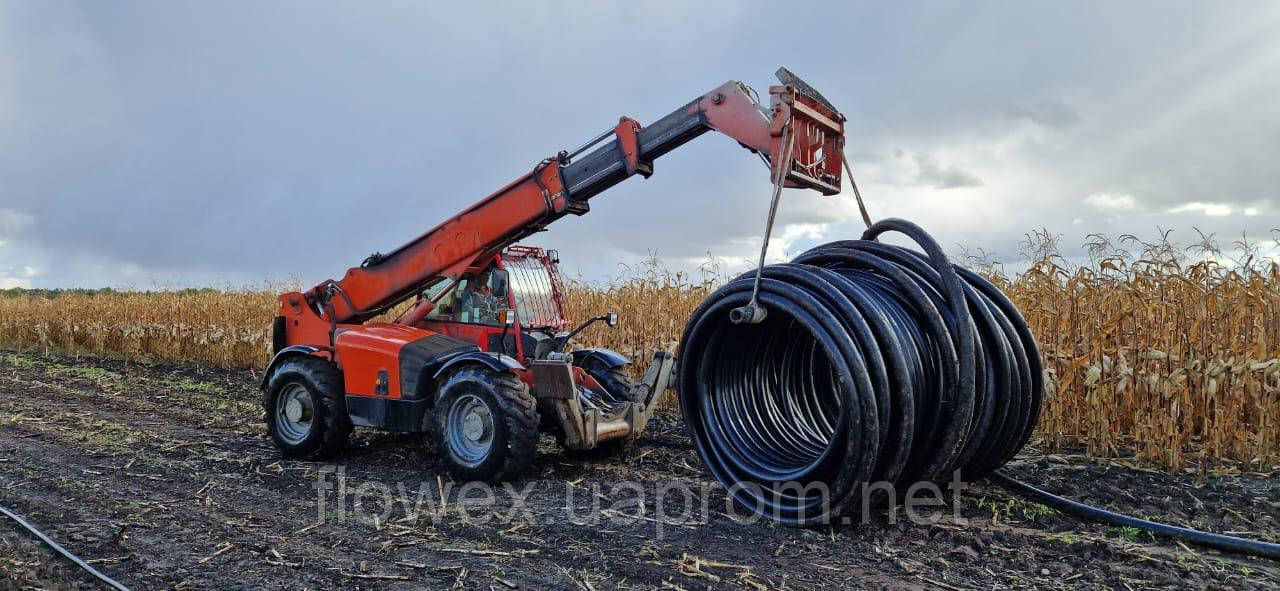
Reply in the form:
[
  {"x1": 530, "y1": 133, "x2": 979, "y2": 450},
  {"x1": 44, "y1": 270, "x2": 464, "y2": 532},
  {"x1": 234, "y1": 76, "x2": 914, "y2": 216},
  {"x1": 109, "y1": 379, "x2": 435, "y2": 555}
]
[{"x1": 418, "y1": 268, "x2": 522, "y2": 359}]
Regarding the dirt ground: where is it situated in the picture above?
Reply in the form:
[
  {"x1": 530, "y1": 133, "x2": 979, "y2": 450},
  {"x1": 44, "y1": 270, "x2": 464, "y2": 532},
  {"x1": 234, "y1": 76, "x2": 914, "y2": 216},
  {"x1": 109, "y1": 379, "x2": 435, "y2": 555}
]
[{"x1": 1, "y1": 350, "x2": 1277, "y2": 590}]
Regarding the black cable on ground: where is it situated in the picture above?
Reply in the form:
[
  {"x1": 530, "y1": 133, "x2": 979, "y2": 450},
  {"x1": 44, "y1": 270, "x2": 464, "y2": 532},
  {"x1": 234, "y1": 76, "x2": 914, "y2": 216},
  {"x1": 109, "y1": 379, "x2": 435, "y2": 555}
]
[
  {"x1": 989, "y1": 472, "x2": 1280, "y2": 560},
  {"x1": 0, "y1": 502, "x2": 133, "y2": 591},
  {"x1": 678, "y1": 217, "x2": 1278, "y2": 560}
]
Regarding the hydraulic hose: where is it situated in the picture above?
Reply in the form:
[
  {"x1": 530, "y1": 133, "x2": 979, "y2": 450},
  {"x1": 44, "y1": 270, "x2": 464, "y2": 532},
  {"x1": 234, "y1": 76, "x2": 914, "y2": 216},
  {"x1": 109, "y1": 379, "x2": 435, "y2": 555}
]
[{"x1": 678, "y1": 217, "x2": 1279, "y2": 560}]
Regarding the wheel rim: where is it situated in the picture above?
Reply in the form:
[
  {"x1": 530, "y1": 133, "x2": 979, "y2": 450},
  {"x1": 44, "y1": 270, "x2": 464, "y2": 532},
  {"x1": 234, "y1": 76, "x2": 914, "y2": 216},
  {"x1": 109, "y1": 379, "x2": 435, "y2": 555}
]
[
  {"x1": 275, "y1": 383, "x2": 316, "y2": 445},
  {"x1": 446, "y1": 393, "x2": 494, "y2": 467}
]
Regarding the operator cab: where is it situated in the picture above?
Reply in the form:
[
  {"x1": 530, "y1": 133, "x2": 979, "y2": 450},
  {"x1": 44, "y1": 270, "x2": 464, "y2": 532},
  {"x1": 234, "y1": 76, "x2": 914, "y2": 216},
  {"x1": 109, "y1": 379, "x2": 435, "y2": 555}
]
[
  {"x1": 410, "y1": 246, "x2": 586, "y2": 365},
  {"x1": 426, "y1": 263, "x2": 510, "y2": 325}
]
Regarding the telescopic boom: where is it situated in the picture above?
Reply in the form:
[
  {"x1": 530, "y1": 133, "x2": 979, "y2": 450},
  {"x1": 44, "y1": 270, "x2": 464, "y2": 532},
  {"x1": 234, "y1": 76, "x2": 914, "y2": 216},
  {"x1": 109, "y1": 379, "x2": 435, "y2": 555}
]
[{"x1": 275, "y1": 68, "x2": 846, "y2": 350}]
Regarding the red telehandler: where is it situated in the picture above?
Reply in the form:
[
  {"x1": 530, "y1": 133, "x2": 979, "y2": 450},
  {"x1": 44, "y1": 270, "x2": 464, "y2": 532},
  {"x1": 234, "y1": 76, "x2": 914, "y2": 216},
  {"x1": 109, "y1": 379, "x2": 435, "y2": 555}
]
[{"x1": 263, "y1": 68, "x2": 847, "y2": 481}]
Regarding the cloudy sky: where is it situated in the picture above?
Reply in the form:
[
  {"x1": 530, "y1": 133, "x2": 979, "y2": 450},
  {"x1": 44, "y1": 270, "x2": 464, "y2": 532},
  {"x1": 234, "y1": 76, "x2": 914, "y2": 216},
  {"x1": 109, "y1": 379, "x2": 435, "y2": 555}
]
[{"x1": 2, "y1": 1, "x2": 1278, "y2": 289}]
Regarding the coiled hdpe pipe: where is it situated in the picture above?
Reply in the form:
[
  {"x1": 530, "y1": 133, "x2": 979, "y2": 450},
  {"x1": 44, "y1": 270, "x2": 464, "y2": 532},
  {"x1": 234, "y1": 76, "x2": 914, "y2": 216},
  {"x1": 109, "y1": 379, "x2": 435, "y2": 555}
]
[
  {"x1": 678, "y1": 218, "x2": 1280, "y2": 560},
  {"x1": 679, "y1": 218, "x2": 1038, "y2": 525}
]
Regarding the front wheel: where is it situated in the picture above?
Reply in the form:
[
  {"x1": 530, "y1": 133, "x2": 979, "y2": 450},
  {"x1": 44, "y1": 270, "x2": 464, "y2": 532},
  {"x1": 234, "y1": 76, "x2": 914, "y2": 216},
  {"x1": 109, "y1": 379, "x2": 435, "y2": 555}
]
[
  {"x1": 264, "y1": 356, "x2": 351, "y2": 459},
  {"x1": 575, "y1": 356, "x2": 635, "y2": 406},
  {"x1": 432, "y1": 367, "x2": 538, "y2": 482}
]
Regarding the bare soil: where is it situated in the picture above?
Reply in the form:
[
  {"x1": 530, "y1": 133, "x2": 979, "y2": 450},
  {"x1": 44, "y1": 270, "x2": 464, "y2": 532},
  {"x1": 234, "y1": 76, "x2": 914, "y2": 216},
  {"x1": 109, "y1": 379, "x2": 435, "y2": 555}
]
[{"x1": 1, "y1": 350, "x2": 1277, "y2": 590}]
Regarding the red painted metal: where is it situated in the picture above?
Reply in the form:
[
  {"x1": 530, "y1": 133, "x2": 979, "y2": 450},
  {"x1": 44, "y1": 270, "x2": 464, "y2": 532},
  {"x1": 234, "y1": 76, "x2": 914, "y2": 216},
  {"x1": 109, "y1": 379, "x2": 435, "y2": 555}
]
[
  {"x1": 613, "y1": 117, "x2": 648, "y2": 177},
  {"x1": 334, "y1": 323, "x2": 436, "y2": 399}
]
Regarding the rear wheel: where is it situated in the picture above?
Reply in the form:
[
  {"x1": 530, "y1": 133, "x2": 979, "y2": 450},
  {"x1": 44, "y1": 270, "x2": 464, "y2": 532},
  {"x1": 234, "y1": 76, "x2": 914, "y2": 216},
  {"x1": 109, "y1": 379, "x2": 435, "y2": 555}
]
[
  {"x1": 432, "y1": 367, "x2": 538, "y2": 482},
  {"x1": 264, "y1": 356, "x2": 351, "y2": 459}
]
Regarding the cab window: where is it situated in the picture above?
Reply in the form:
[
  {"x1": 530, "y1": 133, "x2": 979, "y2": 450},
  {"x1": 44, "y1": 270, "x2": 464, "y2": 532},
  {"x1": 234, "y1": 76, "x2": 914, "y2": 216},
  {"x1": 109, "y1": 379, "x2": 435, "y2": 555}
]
[
  {"x1": 426, "y1": 272, "x2": 508, "y2": 325},
  {"x1": 425, "y1": 279, "x2": 464, "y2": 320}
]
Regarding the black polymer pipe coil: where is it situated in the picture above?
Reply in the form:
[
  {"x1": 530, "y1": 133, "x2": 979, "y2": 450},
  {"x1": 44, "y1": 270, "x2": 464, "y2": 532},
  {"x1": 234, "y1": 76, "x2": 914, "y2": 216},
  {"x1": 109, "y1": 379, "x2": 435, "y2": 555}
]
[
  {"x1": 678, "y1": 217, "x2": 1280, "y2": 560},
  {"x1": 678, "y1": 218, "x2": 1040, "y2": 525}
]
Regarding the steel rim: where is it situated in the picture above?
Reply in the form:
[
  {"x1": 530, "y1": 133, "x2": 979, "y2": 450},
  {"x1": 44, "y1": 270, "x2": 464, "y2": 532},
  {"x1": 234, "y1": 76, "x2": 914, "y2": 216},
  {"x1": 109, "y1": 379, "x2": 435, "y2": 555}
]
[
  {"x1": 446, "y1": 393, "x2": 494, "y2": 467},
  {"x1": 275, "y1": 383, "x2": 316, "y2": 445}
]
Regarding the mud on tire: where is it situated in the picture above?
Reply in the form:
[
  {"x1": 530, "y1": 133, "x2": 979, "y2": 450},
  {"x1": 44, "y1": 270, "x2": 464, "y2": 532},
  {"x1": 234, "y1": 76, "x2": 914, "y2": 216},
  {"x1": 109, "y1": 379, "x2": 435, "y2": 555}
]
[
  {"x1": 432, "y1": 367, "x2": 539, "y2": 482},
  {"x1": 263, "y1": 355, "x2": 352, "y2": 460}
]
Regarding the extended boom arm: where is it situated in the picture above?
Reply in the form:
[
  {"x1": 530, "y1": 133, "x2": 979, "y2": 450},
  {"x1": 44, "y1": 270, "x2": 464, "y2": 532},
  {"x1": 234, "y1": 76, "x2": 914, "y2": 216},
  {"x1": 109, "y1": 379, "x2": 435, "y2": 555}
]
[{"x1": 276, "y1": 69, "x2": 845, "y2": 351}]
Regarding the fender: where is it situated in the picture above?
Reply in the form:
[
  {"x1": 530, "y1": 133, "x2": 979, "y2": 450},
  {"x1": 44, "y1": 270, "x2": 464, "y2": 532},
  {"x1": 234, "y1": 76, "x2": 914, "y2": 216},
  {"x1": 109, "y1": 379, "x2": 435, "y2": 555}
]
[
  {"x1": 260, "y1": 345, "x2": 322, "y2": 389},
  {"x1": 571, "y1": 347, "x2": 631, "y2": 369},
  {"x1": 430, "y1": 350, "x2": 525, "y2": 380}
]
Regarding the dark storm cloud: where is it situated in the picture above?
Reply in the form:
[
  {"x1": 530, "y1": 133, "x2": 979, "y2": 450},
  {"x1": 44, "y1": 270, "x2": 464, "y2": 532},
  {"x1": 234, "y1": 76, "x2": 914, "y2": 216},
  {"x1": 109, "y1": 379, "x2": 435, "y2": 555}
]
[
  {"x1": 2, "y1": 1, "x2": 1278, "y2": 287},
  {"x1": 914, "y1": 154, "x2": 984, "y2": 190}
]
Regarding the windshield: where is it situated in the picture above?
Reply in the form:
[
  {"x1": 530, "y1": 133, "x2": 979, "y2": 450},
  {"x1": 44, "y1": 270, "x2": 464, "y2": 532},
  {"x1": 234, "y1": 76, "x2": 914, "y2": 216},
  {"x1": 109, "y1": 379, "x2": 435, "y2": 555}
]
[{"x1": 504, "y1": 252, "x2": 564, "y2": 328}]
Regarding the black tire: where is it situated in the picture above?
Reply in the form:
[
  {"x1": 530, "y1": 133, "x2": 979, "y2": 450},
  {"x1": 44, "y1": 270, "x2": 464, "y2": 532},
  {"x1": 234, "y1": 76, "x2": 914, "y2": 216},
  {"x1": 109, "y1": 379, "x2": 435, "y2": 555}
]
[
  {"x1": 562, "y1": 356, "x2": 635, "y2": 459},
  {"x1": 575, "y1": 356, "x2": 635, "y2": 406},
  {"x1": 432, "y1": 367, "x2": 538, "y2": 482},
  {"x1": 264, "y1": 355, "x2": 351, "y2": 460}
]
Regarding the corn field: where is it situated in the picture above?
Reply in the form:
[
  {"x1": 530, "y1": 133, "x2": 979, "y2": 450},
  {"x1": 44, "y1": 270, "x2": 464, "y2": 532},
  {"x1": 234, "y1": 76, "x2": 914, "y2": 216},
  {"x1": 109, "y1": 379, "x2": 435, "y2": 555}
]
[
  {"x1": 988, "y1": 230, "x2": 1280, "y2": 471},
  {"x1": 1, "y1": 233, "x2": 1277, "y2": 470},
  {"x1": 0, "y1": 287, "x2": 279, "y2": 368}
]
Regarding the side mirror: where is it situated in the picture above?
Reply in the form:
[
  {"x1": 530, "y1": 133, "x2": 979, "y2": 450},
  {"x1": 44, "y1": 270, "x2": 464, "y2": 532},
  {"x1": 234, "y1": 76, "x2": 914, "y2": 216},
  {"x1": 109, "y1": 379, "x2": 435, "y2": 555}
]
[
  {"x1": 606, "y1": 312, "x2": 619, "y2": 327},
  {"x1": 546, "y1": 249, "x2": 560, "y2": 264},
  {"x1": 497, "y1": 309, "x2": 516, "y2": 325},
  {"x1": 491, "y1": 269, "x2": 509, "y2": 298}
]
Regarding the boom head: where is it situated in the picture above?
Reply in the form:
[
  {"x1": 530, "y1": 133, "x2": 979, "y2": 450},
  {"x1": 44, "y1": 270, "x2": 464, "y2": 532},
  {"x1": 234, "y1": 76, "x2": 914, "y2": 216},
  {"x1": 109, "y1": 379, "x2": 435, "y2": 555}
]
[
  {"x1": 691, "y1": 68, "x2": 845, "y2": 195},
  {"x1": 767, "y1": 67, "x2": 846, "y2": 195}
]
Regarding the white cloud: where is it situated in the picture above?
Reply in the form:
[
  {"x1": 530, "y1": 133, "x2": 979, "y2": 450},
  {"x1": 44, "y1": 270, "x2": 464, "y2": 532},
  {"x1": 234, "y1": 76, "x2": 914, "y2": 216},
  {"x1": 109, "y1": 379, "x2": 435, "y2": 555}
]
[
  {"x1": 0, "y1": 260, "x2": 35, "y2": 288},
  {"x1": 1169, "y1": 202, "x2": 1233, "y2": 217},
  {"x1": 1085, "y1": 193, "x2": 1139, "y2": 212}
]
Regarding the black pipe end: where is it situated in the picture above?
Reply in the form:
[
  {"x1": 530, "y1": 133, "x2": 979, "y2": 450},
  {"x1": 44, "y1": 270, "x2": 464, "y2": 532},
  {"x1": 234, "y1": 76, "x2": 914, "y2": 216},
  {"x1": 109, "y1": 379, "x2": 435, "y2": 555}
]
[{"x1": 729, "y1": 304, "x2": 768, "y2": 325}]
